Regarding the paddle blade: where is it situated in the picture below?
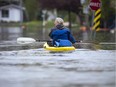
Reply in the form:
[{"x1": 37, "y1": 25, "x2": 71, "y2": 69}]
[{"x1": 17, "y1": 37, "x2": 36, "y2": 44}]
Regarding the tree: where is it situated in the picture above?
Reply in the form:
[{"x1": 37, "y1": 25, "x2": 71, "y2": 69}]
[
  {"x1": 23, "y1": 0, "x2": 38, "y2": 21},
  {"x1": 38, "y1": 0, "x2": 83, "y2": 27},
  {"x1": 101, "y1": 0, "x2": 115, "y2": 28},
  {"x1": 0, "y1": 0, "x2": 20, "y2": 6},
  {"x1": 38, "y1": 0, "x2": 82, "y2": 14}
]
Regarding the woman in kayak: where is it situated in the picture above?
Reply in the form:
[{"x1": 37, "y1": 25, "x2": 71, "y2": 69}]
[
  {"x1": 49, "y1": 17, "x2": 76, "y2": 46},
  {"x1": 48, "y1": 17, "x2": 76, "y2": 47}
]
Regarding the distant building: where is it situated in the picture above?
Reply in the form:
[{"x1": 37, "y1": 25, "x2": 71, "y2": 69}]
[{"x1": 0, "y1": 4, "x2": 24, "y2": 22}]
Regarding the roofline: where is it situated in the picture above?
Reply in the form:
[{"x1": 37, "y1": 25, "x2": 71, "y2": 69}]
[{"x1": 0, "y1": 4, "x2": 25, "y2": 10}]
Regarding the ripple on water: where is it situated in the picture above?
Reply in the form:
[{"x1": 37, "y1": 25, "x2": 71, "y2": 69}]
[
  {"x1": 0, "y1": 48, "x2": 115, "y2": 87},
  {"x1": 0, "y1": 48, "x2": 71, "y2": 57}
]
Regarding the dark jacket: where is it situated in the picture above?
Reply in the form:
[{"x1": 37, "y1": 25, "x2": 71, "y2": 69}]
[{"x1": 49, "y1": 24, "x2": 76, "y2": 45}]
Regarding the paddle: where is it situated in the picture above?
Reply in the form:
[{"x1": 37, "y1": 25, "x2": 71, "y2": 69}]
[
  {"x1": 17, "y1": 37, "x2": 83, "y2": 45},
  {"x1": 17, "y1": 37, "x2": 50, "y2": 44}
]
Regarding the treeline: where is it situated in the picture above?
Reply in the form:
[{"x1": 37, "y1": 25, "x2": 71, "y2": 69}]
[
  {"x1": 23, "y1": 0, "x2": 115, "y2": 28},
  {"x1": 0, "y1": 0, "x2": 115, "y2": 28}
]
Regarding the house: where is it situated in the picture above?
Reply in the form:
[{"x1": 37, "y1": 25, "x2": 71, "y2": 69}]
[{"x1": 0, "y1": 4, "x2": 25, "y2": 22}]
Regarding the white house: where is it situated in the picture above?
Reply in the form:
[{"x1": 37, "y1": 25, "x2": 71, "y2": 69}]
[{"x1": 0, "y1": 4, "x2": 24, "y2": 22}]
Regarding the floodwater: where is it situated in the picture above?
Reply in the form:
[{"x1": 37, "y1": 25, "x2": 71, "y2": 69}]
[
  {"x1": 0, "y1": 27, "x2": 115, "y2": 87},
  {"x1": 0, "y1": 49, "x2": 115, "y2": 87}
]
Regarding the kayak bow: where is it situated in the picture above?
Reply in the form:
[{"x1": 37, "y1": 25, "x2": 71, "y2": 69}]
[{"x1": 43, "y1": 42, "x2": 75, "y2": 52}]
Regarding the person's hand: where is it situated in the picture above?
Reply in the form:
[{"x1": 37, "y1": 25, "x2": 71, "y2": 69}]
[
  {"x1": 50, "y1": 39, "x2": 53, "y2": 41},
  {"x1": 76, "y1": 40, "x2": 83, "y2": 43}
]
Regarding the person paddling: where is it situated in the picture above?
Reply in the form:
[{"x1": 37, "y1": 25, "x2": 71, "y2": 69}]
[{"x1": 48, "y1": 17, "x2": 76, "y2": 46}]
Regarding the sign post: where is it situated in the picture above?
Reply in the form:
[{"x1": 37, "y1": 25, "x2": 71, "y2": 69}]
[
  {"x1": 89, "y1": 0, "x2": 102, "y2": 31},
  {"x1": 89, "y1": 0, "x2": 102, "y2": 41},
  {"x1": 89, "y1": 0, "x2": 101, "y2": 11}
]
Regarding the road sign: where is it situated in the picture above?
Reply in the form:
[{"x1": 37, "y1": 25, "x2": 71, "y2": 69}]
[
  {"x1": 89, "y1": 0, "x2": 101, "y2": 11},
  {"x1": 92, "y1": 9, "x2": 101, "y2": 31}
]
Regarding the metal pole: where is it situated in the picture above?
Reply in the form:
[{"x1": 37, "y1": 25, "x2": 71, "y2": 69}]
[{"x1": 90, "y1": 11, "x2": 95, "y2": 41}]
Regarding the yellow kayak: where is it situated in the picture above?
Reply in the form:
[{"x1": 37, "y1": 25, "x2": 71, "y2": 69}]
[{"x1": 43, "y1": 42, "x2": 75, "y2": 52}]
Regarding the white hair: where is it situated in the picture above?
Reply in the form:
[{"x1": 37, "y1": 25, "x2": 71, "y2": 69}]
[{"x1": 55, "y1": 17, "x2": 64, "y2": 25}]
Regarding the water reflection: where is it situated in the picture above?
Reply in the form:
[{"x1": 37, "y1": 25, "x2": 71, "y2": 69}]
[
  {"x1": 0, "y1": 26, "x2": 115, "y2": 51},
  {"x1": 0, "y1": 26, "x2": 51, "y2": 51},
  {"x1": 0, "y1": 27, "x2": 22, "y2": 41},
  {"x1": 0, "y1": 26, "x2": 50, "y2": 41}
]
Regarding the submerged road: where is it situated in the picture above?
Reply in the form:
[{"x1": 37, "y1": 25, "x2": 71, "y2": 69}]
[{"x1": 0, "y1": 48, "x2": 115, "y2": 87}]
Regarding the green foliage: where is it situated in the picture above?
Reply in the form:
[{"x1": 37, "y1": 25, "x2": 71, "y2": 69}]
[
  {"x1": 100, "y1": 44, "x2": 116, "y2": 50},
  {"x1": 38, "y1": 0, "x2": 82, "y2": 14},
  {"x1": 25, "y1": 21, "x2": 42, "y2": 27},
  {"x1": 95, "y1": 32, "x2": 115, "y2": 42},
  {"x1": 64, "y1": 12, "x2": 77, "y2": 23},
  {"x1": 22, "y1": 21, "x2": 43, "y2": 33},
  {"x1": 101, "y1": 0, "x2": 115, "y2": 20},
  {"x1": 45, "y1": 21, "x2": 54, "y2": 29},
  {"x1": 23, "y1": 0, "x2": 39, "y2": 21},
  {"x1": 100, "y1": 0, "x2": 115, "y2": 28}
]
